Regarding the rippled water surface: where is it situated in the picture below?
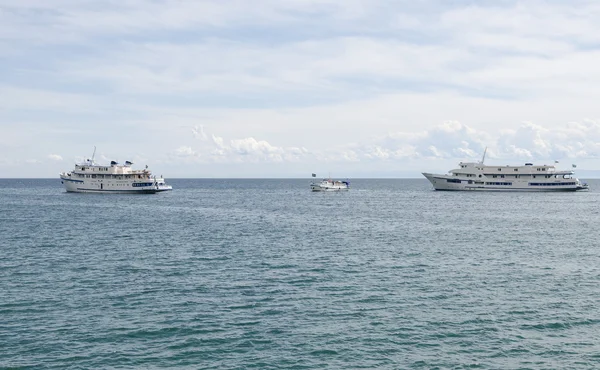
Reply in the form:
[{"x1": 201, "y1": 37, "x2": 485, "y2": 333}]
[{"x1": 2, "y1": 178, "x2": 600, "y2": 369}]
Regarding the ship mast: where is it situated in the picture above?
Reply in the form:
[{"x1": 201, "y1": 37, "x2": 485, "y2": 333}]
[
  {"x1": 480, "y1": 147, "x2": 487, "y2": 164},
  {"x1": 91, "y1": 146, "x2": 97, "y2": 164}
]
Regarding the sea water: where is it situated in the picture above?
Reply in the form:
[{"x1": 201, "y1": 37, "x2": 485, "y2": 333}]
[{"x1": 2, "y1": 178, "x2": 600, "y2": 369}]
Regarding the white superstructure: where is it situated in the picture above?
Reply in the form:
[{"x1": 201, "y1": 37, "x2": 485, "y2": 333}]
[
  {"x1": 59, "y1": 153, "x2": 172, "y2": 194},
  {"x1": 423, "y1": 155, "x2": 588, "y2": 192},
  {"x1": 310, "y1": 178, "x2": 350, "y2": 192}
]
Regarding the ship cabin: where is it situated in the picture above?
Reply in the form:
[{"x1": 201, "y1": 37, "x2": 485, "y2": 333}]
[
  {"x1": 449, "y1": 162, "x2": 575, "y2": 180},
  {"x1": 68, "y1": 160, "x2": 154, "y2": 181}
]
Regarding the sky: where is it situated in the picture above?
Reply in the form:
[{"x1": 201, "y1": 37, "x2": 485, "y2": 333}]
[{"x1": 2, "y1": 0, "x2": 600, "y2": 178}]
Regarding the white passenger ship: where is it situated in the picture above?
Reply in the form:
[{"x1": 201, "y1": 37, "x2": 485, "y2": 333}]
[
  {"x1": 422, "y1": 151, "x2": 588, "y2": 192},
  {"x1": 60, "y1": 153, "x2": 172, "y2": 194}
]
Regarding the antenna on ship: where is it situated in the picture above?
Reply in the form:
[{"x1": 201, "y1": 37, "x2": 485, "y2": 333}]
[{"x1": 480, "y1": 147, "x2": 487, "y2": 164}]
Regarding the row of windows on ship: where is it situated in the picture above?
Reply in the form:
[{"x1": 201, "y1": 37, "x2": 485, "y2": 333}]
[
  {"x1": 455, "y1": 173, "x2": 570, "y2": 179},
  {"x1": 79, "y1": 167, "x2": 111, "y2": 171},
  {"x1": 447, "y1": 179, "x2": 577, "y2": 186},
  {"x1": 78, "y1": 166, "x2": 142, "y2": 173},
  {"x1": 459, "y1": 165, "x2": 549, "y2": 172},
  {"x1": 73, "y1": 173, "x2": 149, "y2": 179}
]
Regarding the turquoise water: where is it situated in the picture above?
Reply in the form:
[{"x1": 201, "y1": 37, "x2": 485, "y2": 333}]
[{"x1": 2, "y1": 178, "x2": 600, "y2": 369}]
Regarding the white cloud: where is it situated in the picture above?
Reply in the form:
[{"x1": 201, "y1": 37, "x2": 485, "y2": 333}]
[
  {"x1": 364, "y1": 146, "x2": 390, "y2": 160},
  {"x1": 350, "y1": 120, "x2": 600, "y2": 167},
  {"x1": 172, "y1": 129, "x2": 309, "y2": 164},
  {"x1": 211, "y1": 134, "x2": 226, "y2": 149},
  {"x1": 47, "y1": 154, "x2": 63, "y2": 161},
  {"x1": 225, "y1": 137, "x2": 308, "y2": 162},
  {"x1": 173, "y1": 146, "x2": 197, "y2": 157},
  {"x1": 169, "y1": 118, "x2": 600, "y2": 168},
  {"x1": 192, "y1": 125, "x2": 207, "y2": 140}
]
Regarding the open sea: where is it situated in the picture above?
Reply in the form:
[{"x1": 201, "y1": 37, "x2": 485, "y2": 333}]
[{"x1": 2, "y1": 178, "x2": 600, "y2": 369}]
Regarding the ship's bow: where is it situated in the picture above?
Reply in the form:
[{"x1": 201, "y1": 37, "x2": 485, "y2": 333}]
[{"x1": 422, "y1": 172, "x2": 445, "y2": 190}]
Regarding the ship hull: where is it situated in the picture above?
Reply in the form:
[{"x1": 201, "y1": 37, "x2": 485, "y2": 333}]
[
  {"x1": 311, "y1": 186, "x2": 349, "y2": 192},
  {"x1": 64, "y1": 188, "x2": 171, "y2": 194},
  {"x1": 60, "y1": 176, "x2": 172, "y2": 194}
]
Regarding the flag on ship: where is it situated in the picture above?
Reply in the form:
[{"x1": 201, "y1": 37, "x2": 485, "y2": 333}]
[{"x1": 572, "y1": 164, "x2": 577, "y2": 168}]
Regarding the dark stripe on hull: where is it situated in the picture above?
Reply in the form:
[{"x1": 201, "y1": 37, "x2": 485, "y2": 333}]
[
  {"x1": 311, "y1": 189, "x2": 349, "y2": 191},
  {"x1": 61, "y1": 178, "x2": 84, "y2": 183},
  {"x1": 434, "y1": 187, "x2": 583, "y2": 192},
  {"x1": 67, "y1": 188, "x2": 170, "y2": 194}
]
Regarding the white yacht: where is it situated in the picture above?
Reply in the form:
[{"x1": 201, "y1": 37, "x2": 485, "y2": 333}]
[
  {"x1": 310, "y1": 178, "x2": 350, "y2": 192},
  {"x1": 60, "y1": 151, "x2": 172, "y2": 193},
  {"x1": 423, "y1": 151, "x2": 588, "y2": 192}
]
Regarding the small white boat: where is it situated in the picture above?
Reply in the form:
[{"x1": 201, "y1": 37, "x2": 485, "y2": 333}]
[{"x1": 310, "y1": 178, "x2": 350, "y2": 192}]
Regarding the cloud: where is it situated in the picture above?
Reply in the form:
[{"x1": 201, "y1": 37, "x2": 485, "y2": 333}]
[
  {"x1": 348, "y1": 120, "x2": 487, "y2": 162},
  {"x1": 47, "y1": 154, "x2": 63, "y2": 161},
  {"x1": 173, "y1": 146, "x2": 197, "y2": 157},
  {"x1": 211, "y1": 134, "x2": 225, "y2": 149},
  {"x1": 173, "y1": 128, "x2": 309, "y2": 164},
  {"x1": 226, "y1": 137, "x2": 307, "y2": 162},
  {"x1": 364, "y1": 146, "x2": 390, "y2": 160},
  {"x1": 21, "y1": 0, "x2": 597, "y2": 105},
  {"x1": 167, "y1": 118, "x2": 600, "y2": 169},
  {"x1": 350, "y1": 120, "x2": 600, "y2": 165},
  {"x1": 192, "y1": 125, "x2": 207, "y2": 140}
]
